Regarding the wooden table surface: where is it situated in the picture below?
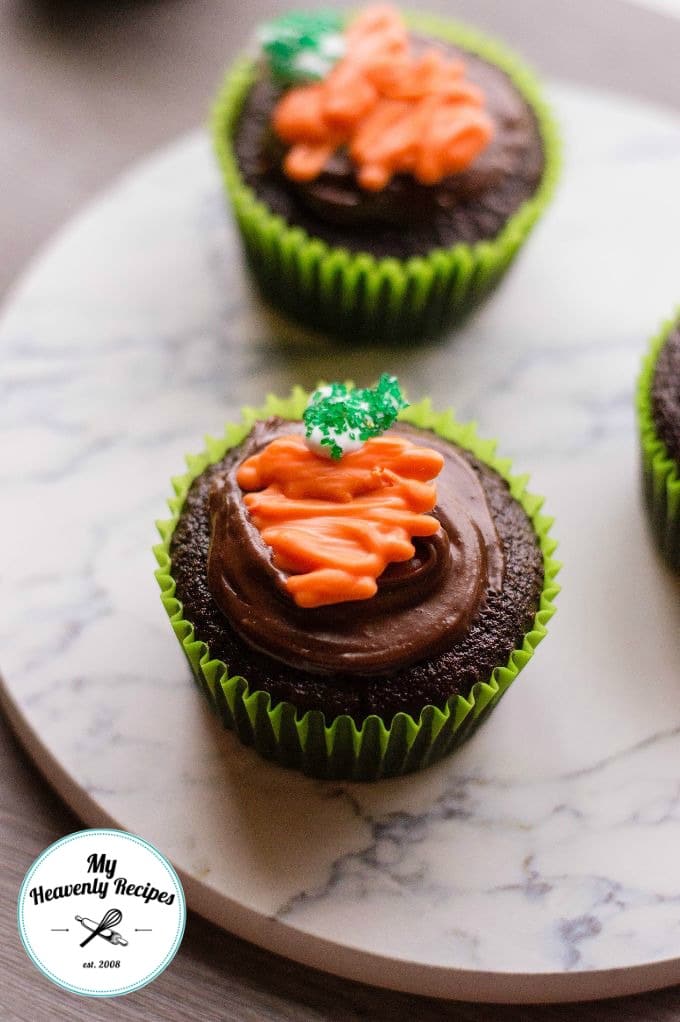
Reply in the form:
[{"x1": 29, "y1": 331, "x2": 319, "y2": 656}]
[{"x1": 2, "y1": 0, "x2": 680, "y2": 1017}]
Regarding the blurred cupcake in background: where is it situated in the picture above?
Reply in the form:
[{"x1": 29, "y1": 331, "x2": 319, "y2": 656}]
[
  {"x1": 638, "y1": 312, "x2": 680, "y2": 569},
  {"x1": 212, "y1": 5, "x2": 560, "y2": 341}
]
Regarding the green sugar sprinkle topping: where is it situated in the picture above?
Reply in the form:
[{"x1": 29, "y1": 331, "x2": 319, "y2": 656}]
[
  {"x1": 303, "y1": 375, "x2": 409, "y2": 459},
  {"x1": 258, "y1": 10, "x2": 346, "y2": 86}
]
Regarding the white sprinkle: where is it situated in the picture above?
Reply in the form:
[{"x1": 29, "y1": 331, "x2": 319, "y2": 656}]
[
  {"x1": 319, "y1": 34, "x2": 346, "y2": 59},
  {"x1": 294, "y1": 51, "x2": 333, "y2": 78}
]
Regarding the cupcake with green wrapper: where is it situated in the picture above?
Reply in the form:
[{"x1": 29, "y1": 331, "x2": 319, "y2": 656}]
[
  {"x1": 154, "y1": 375, "x2": 559, "y2": 780},
  {"x1": 637, "y1": 312, "x2": 680, "y2": 569},
  {"x1": 212, "y1": 4, "x2": 560, "y2": 341}
]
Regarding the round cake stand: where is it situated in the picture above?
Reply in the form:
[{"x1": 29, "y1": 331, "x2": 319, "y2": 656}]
[{"x1": 2, "y1": 81, "x2": 680, "y2": 1002}]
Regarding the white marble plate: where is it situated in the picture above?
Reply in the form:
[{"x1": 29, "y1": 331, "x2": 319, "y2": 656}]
[{"x1": 3, "y1": 82, "x2": 680, "y2": 1003}]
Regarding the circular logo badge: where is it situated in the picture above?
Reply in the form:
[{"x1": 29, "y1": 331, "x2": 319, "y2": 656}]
[{"x1": 17, "y1": 829, "x2": 186, "y2": 998}]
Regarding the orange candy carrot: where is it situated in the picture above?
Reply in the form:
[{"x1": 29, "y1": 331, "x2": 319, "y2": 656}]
[
  {"x1": 271, "y1": 4, "x2": 494, "y2": 191},
  {"x1": 236, "y1": 434, "x2": 444, "y2": 608}
]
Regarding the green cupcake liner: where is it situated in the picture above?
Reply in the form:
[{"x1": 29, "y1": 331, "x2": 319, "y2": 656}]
[
  {"x1": 211, "y1": 13, "x2": 561, "y2": 343},
  {"x1": 154, "y1": 391, "x2": 560, "y2": 780},
  {"x1": 637, "y1": 312, "x2": 680, "y2": 569}
]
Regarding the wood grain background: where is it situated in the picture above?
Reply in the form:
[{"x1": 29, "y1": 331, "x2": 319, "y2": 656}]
[{"x1": 2, "y1": 0, "x2": 680, "y2": 1017}]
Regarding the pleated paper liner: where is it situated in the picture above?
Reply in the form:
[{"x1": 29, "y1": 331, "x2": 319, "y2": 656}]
[
  {"x1": 212, "y1": 13, "x2": 561, "y2": 343},
  {"x1": 637, "y1": 313, "x2": 680, "y2": 570},
  {"x1": 154, "y1": 391, "x2": 560, "y2": 780}
]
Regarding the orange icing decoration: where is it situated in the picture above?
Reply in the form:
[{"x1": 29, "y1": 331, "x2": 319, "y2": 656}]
[
  {"x1": 272, "y1": 5, "x2": 494, "y2": 191},
  {"x1": 236, "y1": 433, "x2": 445, "y2": 608}
]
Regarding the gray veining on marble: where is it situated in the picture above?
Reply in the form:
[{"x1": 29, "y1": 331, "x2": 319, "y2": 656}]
[{"x1": 2, "y1": 83, "x2": 680, "y2": 1000}]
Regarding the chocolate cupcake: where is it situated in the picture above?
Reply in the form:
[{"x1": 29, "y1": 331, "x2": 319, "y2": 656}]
[
  {"x1": 637, "y1": 313, "x2": 680, "y2": 569},
  {"x1": 212, "y1": 5, "x2": 560, "y2": 341},
  {"x1": 155, "y1": 381, "x2": 559, "y2": 779}
]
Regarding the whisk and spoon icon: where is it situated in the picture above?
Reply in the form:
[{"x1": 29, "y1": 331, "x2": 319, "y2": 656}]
[{"x1": 75, "y1": 908, "x2": 128, "y2": 947}]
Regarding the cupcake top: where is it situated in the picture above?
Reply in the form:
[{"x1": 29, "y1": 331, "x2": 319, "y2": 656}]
[
  {"x1": 234, "y1": 5, "x2": 545, "y2": 255},
  {"x1": 170, "y1": 380, "x2": 546, "y2": 722},
  {"x1": 651, "y1": 321, "x2": 680, "y2": 464},
  {"x1": 204, "y1": 377, "x2": 508, "y2": 676},
  {"x1": 268, "y1": 5, "x2": 494, "y2": 191}
]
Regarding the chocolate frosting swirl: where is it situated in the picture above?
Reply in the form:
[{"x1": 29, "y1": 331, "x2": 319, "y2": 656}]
[{"x1": 206, "y1": 418, "x2": 504, "y2": 676}]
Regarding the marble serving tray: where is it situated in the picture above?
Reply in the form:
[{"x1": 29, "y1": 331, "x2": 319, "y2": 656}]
[{"x1": 2, "y1": 81, "x2": 680, "y2": 1003}]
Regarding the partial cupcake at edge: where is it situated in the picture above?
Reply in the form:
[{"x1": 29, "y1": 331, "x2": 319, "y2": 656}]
[
  {"x1": 212, "y1": 4, "x2": 560, "y2": 342},
  {"x1": 638, "y1": 311, "x2": 680, "y2": 569},
  {"x1": 155, "y1": 376, "x2": 559, "y2": 780}
]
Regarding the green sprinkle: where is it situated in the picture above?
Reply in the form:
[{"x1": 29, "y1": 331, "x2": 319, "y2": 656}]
[
  {"x1": 258, "y1": 10, "x2": 345, "y2": 86},
  {"x1": 303, "y1": 375, "x2": 409, "y2": 459}
]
